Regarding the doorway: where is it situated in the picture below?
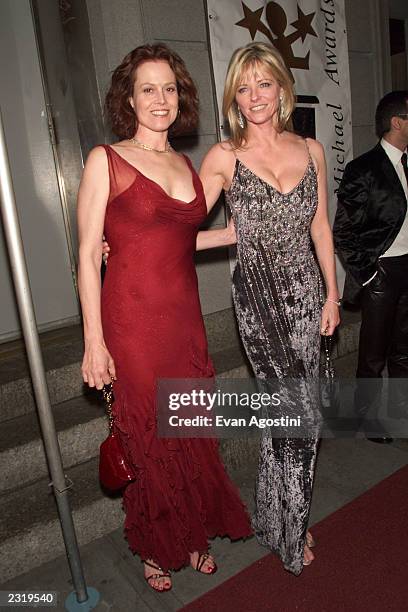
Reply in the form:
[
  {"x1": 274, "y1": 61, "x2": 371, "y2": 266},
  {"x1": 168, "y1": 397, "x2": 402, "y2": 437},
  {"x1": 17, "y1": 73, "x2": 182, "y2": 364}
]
[{"x1": 389, "y1": 18, "x2": 408, "y2": 89}]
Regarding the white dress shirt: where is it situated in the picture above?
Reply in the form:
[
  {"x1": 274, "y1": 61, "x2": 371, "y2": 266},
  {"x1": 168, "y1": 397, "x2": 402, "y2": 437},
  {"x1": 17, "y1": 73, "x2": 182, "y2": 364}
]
[
  {"x1": 362, "y1": 138, "x2": 408, "y2": 286},
  {"x1": 380, "y1": 138, "x2": 408, "y2": 256}
]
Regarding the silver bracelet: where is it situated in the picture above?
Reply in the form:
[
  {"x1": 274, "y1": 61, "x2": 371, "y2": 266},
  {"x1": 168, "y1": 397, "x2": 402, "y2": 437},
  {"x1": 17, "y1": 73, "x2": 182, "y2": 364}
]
[{"x1": 326, "y1": 298, "x2": 342, "y2": 306}]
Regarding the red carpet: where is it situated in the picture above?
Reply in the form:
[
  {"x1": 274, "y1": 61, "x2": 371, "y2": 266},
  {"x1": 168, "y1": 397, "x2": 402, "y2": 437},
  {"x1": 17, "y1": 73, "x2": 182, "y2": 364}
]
[{"x1": 182, "y1": 465, "x2": 408, "y2": 612}]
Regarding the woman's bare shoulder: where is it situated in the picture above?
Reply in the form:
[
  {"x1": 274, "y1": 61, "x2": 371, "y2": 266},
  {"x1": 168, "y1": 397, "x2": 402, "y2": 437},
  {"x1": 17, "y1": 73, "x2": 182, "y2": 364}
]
[
  {"x1": 281, "y1": 131, "x2": 309, "y2": 150},
  {"x1": 207, "y1": 140, "x2": 235, "y2": 155},
  {"x1": 303, "y1": 138, "x2": 325, "y2": 176},
  {"x1": 84, "y1": 145, "x2": 109, "y2": 172},
  {"x1": 202, "y1": 140, "x2": 235, "y2": 167},
  {"x1": 305, "y1": 137, "x2": 324, "y2": 156}
]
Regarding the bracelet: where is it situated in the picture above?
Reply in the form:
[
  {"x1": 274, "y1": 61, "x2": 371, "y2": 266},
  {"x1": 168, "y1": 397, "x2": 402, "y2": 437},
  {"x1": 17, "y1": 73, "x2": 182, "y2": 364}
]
[{"x1": 326, "y1": 298, "x2": 342, "y2": 306}]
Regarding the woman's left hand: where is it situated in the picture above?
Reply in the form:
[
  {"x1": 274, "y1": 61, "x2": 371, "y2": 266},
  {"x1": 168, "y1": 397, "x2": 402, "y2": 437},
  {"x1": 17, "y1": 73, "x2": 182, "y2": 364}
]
[
  {"x1": 102, "y1": 236, "x2": 110, "y2": 264},
  {"x1": 320, "y1": 301, "x2": 341, "y2": 336}
]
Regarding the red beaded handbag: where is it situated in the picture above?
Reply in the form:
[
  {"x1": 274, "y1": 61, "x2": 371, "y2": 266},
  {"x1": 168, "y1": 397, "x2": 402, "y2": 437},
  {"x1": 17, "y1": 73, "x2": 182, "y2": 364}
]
[{"x1": 99, "y1": 381, "x2": 135, "y2": 491}]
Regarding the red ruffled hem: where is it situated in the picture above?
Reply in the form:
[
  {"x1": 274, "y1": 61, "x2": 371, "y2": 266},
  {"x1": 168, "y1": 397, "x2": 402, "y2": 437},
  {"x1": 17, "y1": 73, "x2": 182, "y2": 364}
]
[{"x1": 112, "y1": 388, "x2": 252, "y2": 571}]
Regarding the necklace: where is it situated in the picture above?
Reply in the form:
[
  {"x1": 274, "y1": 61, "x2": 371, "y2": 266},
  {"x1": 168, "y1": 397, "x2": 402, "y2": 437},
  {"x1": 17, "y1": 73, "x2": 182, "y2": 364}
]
[{"x1": 129, "y1": 137, "x2": 172, "y2": 153}]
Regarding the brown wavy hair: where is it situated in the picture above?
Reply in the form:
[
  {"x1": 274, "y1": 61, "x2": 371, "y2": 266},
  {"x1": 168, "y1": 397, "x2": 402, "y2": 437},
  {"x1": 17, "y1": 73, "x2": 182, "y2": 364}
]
[{"x1": 105, "y1": 44, "x2": 199, "y2": 139}]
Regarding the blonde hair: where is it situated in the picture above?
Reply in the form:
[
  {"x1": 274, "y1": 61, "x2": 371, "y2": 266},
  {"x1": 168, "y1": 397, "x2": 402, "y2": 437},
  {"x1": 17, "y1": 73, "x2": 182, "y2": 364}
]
[{"x1": 222, "y1": 42, "x2": 295, "y2": 149}]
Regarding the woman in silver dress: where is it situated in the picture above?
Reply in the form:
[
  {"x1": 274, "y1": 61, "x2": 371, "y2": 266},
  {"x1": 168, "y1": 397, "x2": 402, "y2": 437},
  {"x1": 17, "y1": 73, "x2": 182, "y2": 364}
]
[{"x1": 200, "y1": 42, "x2": 340, "y2": 574}]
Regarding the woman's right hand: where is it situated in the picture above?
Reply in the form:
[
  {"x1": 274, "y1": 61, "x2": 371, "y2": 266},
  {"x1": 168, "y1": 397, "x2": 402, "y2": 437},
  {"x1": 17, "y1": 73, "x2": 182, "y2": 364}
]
[
  {"x1": 224, "y1": 217, "x2": 237, "y2": 245},
  {"x1": 81, "y1": 340, "x2": 116, "y2": 389}
]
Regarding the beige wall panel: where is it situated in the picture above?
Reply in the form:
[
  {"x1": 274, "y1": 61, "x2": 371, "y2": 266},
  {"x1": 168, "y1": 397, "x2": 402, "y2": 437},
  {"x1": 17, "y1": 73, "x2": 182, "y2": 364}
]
[
  {"x1": 142, "y1": 0, "x2": 207, "y2": 42},
  {"x1": 345, "y1": 0, "x2": 375, "y2": 53},
  {"x1": 86, "y1": 0, "x2": 145, "y2": 117},
  {"x1": 348, "y1": 52, "x2": 377, "y2": 127},
  {"x1": 195, "y1": 250, "x2": 233, "y2": 315},
  {"x1": 160, "y1": 40, "x2": 218, "y2": 136},
  {"x1": 352, "y1": 125, "x2": 378, "y2": 157}
]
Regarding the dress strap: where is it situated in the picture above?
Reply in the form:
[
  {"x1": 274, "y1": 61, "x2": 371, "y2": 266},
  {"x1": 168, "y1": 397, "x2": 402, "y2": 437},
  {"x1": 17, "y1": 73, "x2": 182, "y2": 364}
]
[
  {"x1": 304, "y1": 137, "x2": 312, "y2": 158},
  {"x1": 304, "y1": 138, "x2": 317, "y2": 172},
  {"x1": 181, "y1": 152, "x2": 200, "y2": 182},
  {"x1": 98, "y1": 144, "x2": 139, "y2": 204},
  {"x1": 181, "y1": 152, "x2": 194, "y2": 168}
]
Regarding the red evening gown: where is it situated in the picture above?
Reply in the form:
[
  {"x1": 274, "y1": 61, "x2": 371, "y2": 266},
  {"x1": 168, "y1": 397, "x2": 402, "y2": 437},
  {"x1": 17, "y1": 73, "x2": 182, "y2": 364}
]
[{"x1": 99, "y1": 145, "x2": 252, "y2": 571}]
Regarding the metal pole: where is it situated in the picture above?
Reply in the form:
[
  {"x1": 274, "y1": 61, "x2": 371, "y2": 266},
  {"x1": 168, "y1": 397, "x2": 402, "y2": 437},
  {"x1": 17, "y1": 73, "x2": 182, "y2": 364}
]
[{"x1": 0, "y1": 108, "x2": 88, "y2": 604}]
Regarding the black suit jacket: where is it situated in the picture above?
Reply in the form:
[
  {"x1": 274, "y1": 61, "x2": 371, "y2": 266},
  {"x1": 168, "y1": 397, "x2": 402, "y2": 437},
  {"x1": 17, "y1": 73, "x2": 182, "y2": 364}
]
[{"x1": 333, "y1": 142, "x2": 407, "y2": 303}]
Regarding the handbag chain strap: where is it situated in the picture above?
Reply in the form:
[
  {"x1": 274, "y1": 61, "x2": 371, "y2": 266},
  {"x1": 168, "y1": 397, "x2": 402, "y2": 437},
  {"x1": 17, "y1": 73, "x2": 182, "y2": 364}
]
[
  {"x1": 102, "y1": 380, "x2": 114, "y2": 433},
  {"x1": 323, "y1": 335, "x2": 335, "y2": 379}
]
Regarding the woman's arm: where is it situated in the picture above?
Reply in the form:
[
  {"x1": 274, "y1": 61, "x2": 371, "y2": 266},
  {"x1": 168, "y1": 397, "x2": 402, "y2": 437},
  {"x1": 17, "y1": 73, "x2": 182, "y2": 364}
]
[
  {"x1": 196, "y1": 217, "x2": 236, "y2": 251},
  {"x1": 308, "y1": 139, "x2": 341, "y2": 335},
  {"x1": 77, "y1": 146, "x2": 116, "y2": 389},
  {"x1": 199, "y1": 143, "x2": 231, "y2": 213},
  {"x1": 196, "y1": 143, "x2": 237, "y2": 250}
]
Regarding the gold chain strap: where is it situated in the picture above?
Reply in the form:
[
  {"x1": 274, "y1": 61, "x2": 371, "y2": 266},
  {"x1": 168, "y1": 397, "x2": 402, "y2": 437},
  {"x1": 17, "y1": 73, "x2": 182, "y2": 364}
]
[{"x1": 102, "y1": 380, "x2": 114, "y2": 432}]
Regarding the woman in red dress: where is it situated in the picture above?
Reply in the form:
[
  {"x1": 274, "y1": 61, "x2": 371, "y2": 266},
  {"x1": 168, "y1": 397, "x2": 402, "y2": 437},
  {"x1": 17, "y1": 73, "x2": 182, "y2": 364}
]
[{"x1": 77, "y1": 44, "x2": 251, "y2": 592}]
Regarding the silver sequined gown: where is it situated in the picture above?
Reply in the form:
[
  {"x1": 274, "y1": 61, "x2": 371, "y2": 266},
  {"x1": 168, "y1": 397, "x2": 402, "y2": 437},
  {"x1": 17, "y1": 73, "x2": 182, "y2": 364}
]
[{"x1": 225, "y1": 147, "x2": 323, "y2": 575}]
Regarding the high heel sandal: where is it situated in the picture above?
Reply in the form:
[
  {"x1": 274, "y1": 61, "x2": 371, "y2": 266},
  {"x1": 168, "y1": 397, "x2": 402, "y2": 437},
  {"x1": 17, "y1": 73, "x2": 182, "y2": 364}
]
[
  {"x1": 306, "y1": 531, "x2": 316, "y2": 548},
  {"x1": 143, "y1": 560, "x2": 172, "y2": 592},
  {"x1": 194, "y1": 552, "x2": 217, "y2": 575},
  {"x1": 303, "y1": 545, "x2": 314, "y2": 566},
  {"x1": 303, "y1": 532, "x2": 316, "y2": 566}
]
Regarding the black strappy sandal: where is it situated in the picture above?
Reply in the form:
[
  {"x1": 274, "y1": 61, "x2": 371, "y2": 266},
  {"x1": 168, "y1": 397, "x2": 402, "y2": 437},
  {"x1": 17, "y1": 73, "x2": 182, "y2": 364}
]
[
  {"x1": 195, "y1": 552, "x2": 217, "y2": 575},
  {"x1": 143, "y1": 560, "x2": 172, "y2": 592}
]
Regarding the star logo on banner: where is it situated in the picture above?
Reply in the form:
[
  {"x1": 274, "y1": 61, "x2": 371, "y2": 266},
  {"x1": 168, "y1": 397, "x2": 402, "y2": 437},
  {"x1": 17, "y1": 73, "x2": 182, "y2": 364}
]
[
  {"x1": 235, "y1": 2, "x2": 265, "y2": 40},
  {"x1": 234, "y1": 1, "x2": 317, "y2": 75},
  {"x1": 290, "y1": 6, "x2": 317, "y2": 42}
]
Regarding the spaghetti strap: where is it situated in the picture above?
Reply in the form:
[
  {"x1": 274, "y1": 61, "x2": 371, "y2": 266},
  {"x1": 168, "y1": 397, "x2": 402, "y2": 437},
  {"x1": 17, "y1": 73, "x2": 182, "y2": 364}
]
[
  {"x1": 304, "y1": 138, "x2": 317, "y2": 172},
  {"x1": 181, "y1": 152, "x2": 195, "y2": 168},
  {"x1": 304, "y1": 137, "x2": 311, "y2": 157}
]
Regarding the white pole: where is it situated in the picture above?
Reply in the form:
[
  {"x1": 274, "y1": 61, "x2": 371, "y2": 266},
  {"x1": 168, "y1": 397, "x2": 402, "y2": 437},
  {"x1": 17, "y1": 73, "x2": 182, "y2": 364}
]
[{"x1": 0, "y1": 107, "x2": 89, "y2": 605}]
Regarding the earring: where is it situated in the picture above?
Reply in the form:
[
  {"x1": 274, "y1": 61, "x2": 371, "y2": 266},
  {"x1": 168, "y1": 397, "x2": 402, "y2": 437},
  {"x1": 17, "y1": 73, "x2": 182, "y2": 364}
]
[
  {"x1": 237, "y1": 107, "x2": 245, "y2": 129},
  {"x1": 279, "y1": 94, "x2": 285, "y2": 120}
]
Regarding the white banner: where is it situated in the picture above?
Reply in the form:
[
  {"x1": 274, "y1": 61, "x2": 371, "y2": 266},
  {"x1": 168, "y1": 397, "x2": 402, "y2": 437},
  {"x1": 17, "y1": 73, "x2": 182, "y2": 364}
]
[{"x1": 206, "y1": 0, "x2": 353, "y2": 221}]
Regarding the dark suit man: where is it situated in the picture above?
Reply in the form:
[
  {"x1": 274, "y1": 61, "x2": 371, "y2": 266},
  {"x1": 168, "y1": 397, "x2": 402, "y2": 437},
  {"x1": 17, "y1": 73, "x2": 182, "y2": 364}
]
[{"x1": 333, "y1": 90, "x2": 408, "y2": 443}]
